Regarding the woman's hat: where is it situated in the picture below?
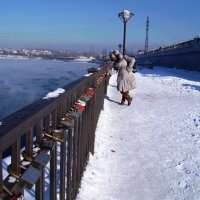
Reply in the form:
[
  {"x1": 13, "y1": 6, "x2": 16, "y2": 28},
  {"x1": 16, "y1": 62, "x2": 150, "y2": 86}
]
[
  {"x1": 113, "y1": 50, "x2": 119, "y2": 56},
  {"x1": 109, "y1": 50, "x2": 123, "y2": 61}
]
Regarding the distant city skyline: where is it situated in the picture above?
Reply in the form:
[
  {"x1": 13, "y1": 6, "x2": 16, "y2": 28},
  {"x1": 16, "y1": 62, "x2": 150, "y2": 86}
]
[{"x1": 0, "y1": 0, "x2": 199, "y2": 53}]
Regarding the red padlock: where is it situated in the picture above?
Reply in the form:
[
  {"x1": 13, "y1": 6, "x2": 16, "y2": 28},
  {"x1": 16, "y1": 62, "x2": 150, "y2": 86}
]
[
  {"x1": 75, "y1": 103, "x2": 85, "y2": 111},
  {"x1": 88, "y1": 87, "x2": 94, "y2": 93},
  {"x1": 86, "y1": 88, "x2": 94, "y2": 96},
  {"x1": 98, "y1": 76, "x2": 105, "y2": 81},
  {"x1": 10, "y1": 194, "x2": 24, "y2": 200}
]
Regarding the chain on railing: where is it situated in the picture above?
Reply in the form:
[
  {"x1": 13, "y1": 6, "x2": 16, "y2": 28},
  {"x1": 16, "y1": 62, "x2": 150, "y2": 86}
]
[{"x1": 0, "y1": 62, "x2": 111, "y2": 200}]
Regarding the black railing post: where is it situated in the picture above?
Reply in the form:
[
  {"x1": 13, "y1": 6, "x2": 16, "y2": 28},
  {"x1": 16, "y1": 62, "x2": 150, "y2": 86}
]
[
  {"x1": 36, "y1": 120, "x2": 43, "y2": 145},
  {"x1": 50, "y1": 142, "x2": 57, "y2": 200},
  {"x1": 67, "y1": 128, "x2": 73, "y2": 200},
  {"x1": 72, "y1": 118, "x2": 78, "y2": 193},
  {"x1": 11, "y1": 139, "x2": 21, "y2": 177},
  {"x1": 36, "y1": 169, "x2": 45, "y2": 200},
  {"x1": 60, "y1": 130, "x2": 66, "y2": 200},
  {"x1": 77, "y1": 113, "x2": 82, "y2": 183},
  {"x1": 0, "y1": 153, "x2": 3, "y2": 195},
  {"x1": 25, "y1": 128, "x2": 33, "y2": 160}
]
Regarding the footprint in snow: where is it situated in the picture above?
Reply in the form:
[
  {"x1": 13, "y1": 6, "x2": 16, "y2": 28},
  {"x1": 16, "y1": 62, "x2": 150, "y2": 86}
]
[
  {"x1": 194, "y1": 116, "x2": 200, "y2": 128},
  {"x1": 183, "y1": 167, "x2": 191, "y2": 174},
  {"x1": 178, "y1": 180, "x2": 191, "y2": 190},
  {"x1": 175, "y1": 161, "x2": 191, "y2": 175},
  {"x1": 191, "y1": 132, "x2": 195, "y2": 137}
]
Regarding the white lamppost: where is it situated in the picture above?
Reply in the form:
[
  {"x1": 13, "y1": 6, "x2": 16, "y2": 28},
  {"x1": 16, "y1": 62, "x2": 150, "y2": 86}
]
[{"x1": 118, "y1": 10, "x2": 134, "y2": 55}]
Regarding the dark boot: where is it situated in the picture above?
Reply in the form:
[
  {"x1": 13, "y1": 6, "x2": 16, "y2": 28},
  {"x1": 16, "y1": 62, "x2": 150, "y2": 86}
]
[
  {"x1": 120, "y1": 96, "x2": 125, "y2": 105},
  {"x1": 120, "y1": 100, "x2": 125, "y2": 105},
  {"x1": 126, "y1": 96, "x2": 133, "y2": 106}
]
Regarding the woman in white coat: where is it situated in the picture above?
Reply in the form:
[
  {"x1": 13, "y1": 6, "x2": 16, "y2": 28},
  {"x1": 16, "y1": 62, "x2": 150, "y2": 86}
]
[{"x1": 109, "y1": 50, "x2": 136, "y2": 106}]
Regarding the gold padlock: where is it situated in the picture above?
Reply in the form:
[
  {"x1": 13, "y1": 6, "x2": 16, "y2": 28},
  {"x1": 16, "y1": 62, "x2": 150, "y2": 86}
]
[{"x1": 43, "y1": 131, "x2": 64, "y2": 143}]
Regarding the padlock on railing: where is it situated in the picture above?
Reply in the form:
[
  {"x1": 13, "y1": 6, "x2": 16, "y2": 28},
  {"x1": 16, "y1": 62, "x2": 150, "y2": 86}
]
[
  {"x1": 98, "y1": 76, "x2": 106, "y2": 81},
  {"x1": 44, "y1": 129, "x2": 64, "y2": 143},
  {"x1": 70, "y1": 111, "x2": 80, "y2": 119},
  {"x1": 20, "y1": 148, "x2": 51, "y2": 189},
  {"x1": 72, "y1": 105, "x2": 83, "y2": 113},
  {"x1": 79, "y1": 95, "x2": 90, "y2": 102},
  {"x1": 52, "y1": 129, "x2": 65, "y2": 143},
  {"x1": 40, "y1": 139, "x2": 55, "y2": 151},
  {"x1": 97, "y1": 75, "x2": 106, "y2": 86},
  {"x1": 7, "y1": 166, "x2": 22, "y2": 180},
  {"x1": 20, "y1": 165, "x2": 41, "y2": 189},
  {"x1": 63, "y1": 115, "x2": 74, "y2": 123},
  {"x1": 2, "y1": 189, "x2": 24, "y2": 200},
  {"x1": 10, "y1": 194, "x2": 25, "y2": 200},
  {"x1": 59, "y1": 120, "x2": 74, "y2": 129},
  {"x1": 20, "y1": 160, "x2": 31, "y2": 171},
  {"x1": 77, "y1": 99, "x2": 86, "y2": 107},
  {"x1": 21, "y1": 152, "x2": 32, "y2": 162},
  {"x1": 0, "y1": 178, "x2": 24, "y2": 200},
  {"x1": 75, "y1": 102, "x2": 85, "y2": 111},
  {"x1": 6, "y1": 146, "x2": 50, "y2": 194},
  {"x1": 33, "y1": 150, "x2": 51, "y2": 170},
  {"x1": 21, "y1": 145, "x2": 41, "y2": 162},
  {"x1": 0, "y1": 184, "x2": 14, "y2": 199},
  {"x1": 86, "y1": 88, "x2": 95, "y2": 97},
  {"x1": 7, "y1": 161, "x2": 30, "y2": 180}
]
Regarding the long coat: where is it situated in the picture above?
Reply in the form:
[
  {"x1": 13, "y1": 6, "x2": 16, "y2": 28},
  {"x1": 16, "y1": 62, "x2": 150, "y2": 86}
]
[{"x1": 111, "y1": 56, "x2": 136, "y2": 92}]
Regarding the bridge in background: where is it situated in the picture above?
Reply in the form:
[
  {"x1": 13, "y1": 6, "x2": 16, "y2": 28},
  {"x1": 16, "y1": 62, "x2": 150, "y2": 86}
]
[{"x1": 136, "y1": 36, "x2": 200, "y2": 72}]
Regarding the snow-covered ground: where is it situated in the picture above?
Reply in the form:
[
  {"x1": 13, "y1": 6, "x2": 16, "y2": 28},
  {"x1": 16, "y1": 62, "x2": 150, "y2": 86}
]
[{"x1": 77, "y1": 66, "x2": 200, "y2": 200}]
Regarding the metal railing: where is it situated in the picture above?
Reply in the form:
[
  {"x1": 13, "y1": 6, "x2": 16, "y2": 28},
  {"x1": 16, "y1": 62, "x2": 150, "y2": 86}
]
[{"x1": 0, "y1": 63, "x2": 111, "y2": 200}]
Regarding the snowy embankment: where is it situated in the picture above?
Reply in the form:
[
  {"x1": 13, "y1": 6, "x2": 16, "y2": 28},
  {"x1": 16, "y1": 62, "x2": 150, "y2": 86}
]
[{"x1": 77, "y1": 67, "x2": 200, "y2": 200}]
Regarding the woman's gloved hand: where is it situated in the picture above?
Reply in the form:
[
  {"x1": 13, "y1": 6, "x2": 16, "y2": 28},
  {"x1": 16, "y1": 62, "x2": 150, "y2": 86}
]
[{"x1": 132, "y1": 68, "x2": 137, "y2": 73}]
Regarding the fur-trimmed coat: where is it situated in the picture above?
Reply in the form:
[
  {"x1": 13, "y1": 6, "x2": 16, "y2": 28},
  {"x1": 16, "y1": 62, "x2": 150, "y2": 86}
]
[{"x1": 110, "y1": 56, "x2": 136, "y2": 92}]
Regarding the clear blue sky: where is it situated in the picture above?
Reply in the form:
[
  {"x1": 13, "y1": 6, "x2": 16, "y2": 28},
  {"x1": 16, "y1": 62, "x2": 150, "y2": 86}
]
[{"x1": 0, "y1": 0, "x2": 199, "y2": 52}]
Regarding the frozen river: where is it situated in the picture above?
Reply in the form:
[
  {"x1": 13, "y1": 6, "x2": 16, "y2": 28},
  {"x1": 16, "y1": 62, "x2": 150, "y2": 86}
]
[{"x1": 0, "y1": 57, "x2": 98, "y2": 119}]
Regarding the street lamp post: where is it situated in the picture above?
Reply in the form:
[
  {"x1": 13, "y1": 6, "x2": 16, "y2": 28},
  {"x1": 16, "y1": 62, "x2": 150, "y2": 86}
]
[{"x1": 118, "y1": 10, "x2": 134, "y2": 55}]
